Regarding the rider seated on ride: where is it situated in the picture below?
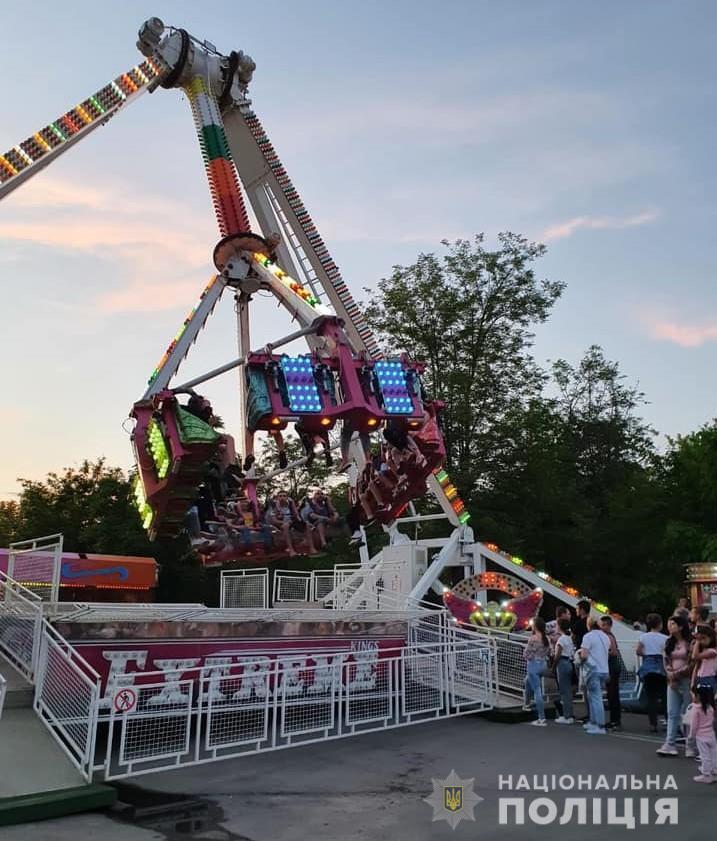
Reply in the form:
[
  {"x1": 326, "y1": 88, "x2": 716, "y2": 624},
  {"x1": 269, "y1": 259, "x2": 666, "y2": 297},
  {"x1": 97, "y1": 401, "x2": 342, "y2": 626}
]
[
  {"x1": 265, "y1": 490, "x2": 317, "y2": 557},
  {"x1": 296, "y1": 420, "x2": 333, "y2": 467},
  {"x1": 300, "y1": 489, "x2": 339, "y2": 548},
  {"x1": 223, "y1": 461, "x2": 245, "y2": 497},
  {"x1": 231, "y1": 496, "x2": 273, "y2": 551},
  {"x1": 186, "y1": 393, "x2": 224, "y2": 429},
  {"x1": 383, "y1": 420, "x2": 426, "y2": 480},
  {"x1": 371, "y1": 446, "x2": 400, "y2": 497}
]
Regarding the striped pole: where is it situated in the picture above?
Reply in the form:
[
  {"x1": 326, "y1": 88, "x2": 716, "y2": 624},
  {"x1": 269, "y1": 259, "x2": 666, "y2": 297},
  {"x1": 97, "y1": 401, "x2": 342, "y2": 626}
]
[{"x1": 184, "y1": 76, "x2": 251, "y2": 237}]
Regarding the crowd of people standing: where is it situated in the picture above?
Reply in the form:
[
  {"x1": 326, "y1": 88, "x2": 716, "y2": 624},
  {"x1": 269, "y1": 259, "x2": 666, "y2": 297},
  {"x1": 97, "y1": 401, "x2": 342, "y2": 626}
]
[{"x1": 523, "y1": 600, "x2": 717, "y2": 784}]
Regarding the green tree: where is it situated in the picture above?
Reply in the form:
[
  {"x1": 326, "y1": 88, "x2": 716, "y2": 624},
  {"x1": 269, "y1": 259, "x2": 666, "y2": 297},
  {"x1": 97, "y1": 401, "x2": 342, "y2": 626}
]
[
  {"x1": 475, "y1": 346, "x2": 667, "y2": 618},
  {"x1": 661, "y1": 422, "x2": 717, "y2": 567},
  {"x1": 364, "y1": 233, "x2": 564, "y2": 496},
  {"x1": 0, "y1": 500, "x2": 19, "y2": 546}
]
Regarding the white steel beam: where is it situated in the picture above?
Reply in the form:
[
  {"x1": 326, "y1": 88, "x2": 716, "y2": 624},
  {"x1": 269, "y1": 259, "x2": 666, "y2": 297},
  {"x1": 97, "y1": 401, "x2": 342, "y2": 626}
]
[{"x1": 143, "y1": 275, "x2": 228, "y2": 398}]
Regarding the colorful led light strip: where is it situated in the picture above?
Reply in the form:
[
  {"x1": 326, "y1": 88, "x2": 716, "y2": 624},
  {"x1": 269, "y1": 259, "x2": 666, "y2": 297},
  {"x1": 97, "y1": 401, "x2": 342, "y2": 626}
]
[
  {"x1": 433, "y1": 467, "x2": 470, "y2": 524},
  {"x1": 483, "y1": 543, "x2": 621, "y2": 619},
  {"x1": 0, "y1": 58, "x2": 164, "y2": 185},
  {"x1": 184, "y1": 76, "x2": 250, "y2": 237},
  {"x1": 148, "y1": 276, "x2": 220, "y2": 386},
  {"x1": 251, "y1": 252, "x2": 327, "y2": 311},
  {"x1": 241, "y1": 108, "x2": 381, "y2": 358}
]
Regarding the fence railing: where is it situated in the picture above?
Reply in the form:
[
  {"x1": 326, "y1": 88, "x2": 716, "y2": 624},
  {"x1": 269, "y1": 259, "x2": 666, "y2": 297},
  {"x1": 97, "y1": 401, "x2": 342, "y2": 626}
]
[
  {"x1": 0, "y1": 569, "x2": 44, "y2": 682},
  {"x1": 323, "y1": 561, "x2": 414, "y2": 610},
  {"x1": 100, "y1": 637, "x2": 495, "y2": 780},
  {"x1": 273, "y1": 569, "x2": 312, "y2": 603},
  {"x1": 7, "y1": 533, "x2": 63, "y2": 602},
  {"x1": 0, "y1": 672, "x2": 6, "y2": 720},
  {"x1": 220, "y1": 569, "x2": 269, "y2": 609},
  {"x1": 33, "y1": 619, "x2": 101, "y2": 781}
]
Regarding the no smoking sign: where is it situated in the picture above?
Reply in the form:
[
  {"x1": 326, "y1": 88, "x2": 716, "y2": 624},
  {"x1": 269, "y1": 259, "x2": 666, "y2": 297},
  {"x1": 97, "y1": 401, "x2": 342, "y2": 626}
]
[{"x1": 113, "y1": 687, "x2": 138, "y2": 714}]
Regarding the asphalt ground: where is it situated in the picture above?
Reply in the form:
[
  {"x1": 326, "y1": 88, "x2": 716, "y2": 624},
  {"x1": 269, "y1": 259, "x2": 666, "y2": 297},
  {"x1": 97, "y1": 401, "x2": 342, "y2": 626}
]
[{"x1": 5, "y1": 708, "x2": 713, "y2": 841}]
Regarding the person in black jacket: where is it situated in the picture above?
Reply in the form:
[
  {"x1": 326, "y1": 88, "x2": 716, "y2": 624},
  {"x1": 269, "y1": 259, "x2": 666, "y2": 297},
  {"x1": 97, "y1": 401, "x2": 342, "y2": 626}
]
[
  {"x1": 573, "y1": 599, "x2": 591, "y2": 648},
  {"x1": 600, "y1": 615, "x2": 623, "y2": 730}
]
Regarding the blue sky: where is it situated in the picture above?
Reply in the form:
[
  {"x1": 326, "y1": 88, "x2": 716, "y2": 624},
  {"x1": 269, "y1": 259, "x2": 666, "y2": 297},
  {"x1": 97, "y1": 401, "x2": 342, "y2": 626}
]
[{"x1": 1, "y1": 1, "x2": 715, "y2": 497}]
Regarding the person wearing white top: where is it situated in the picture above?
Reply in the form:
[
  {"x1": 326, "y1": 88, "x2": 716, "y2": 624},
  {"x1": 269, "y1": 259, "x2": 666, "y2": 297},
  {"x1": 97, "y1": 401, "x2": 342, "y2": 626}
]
[
  {"x1": 579, "y1": 618, "x2": 611, "y2": 734},
  {"x1": 636, "y1": 614, "x2": 668, "y2": 733}
]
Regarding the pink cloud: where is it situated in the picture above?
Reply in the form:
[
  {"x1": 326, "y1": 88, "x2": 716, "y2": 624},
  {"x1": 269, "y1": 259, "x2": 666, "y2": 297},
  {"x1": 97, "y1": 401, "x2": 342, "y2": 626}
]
[
  {"x1": 647, "y1": 320, "x2": 717, "y2": 348},
  {"x1": 0, "y1": 177, "x2": 216, "y2": 313},
  {"x1": 542, "y1": 209, "x2": 658, "y2": 241}
]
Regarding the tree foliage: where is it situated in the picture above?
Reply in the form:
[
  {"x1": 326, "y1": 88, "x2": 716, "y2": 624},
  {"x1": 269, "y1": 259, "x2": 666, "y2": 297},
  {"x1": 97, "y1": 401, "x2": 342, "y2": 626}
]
[{"x1": 364, "y1": 234, "x2": 564, "y2": 496}]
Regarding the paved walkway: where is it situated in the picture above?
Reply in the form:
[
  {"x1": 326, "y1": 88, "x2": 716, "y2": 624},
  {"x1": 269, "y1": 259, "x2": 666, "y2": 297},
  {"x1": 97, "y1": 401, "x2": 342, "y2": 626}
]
[
  {"x1": 0, "y1": 707, "x2": 84, "y2": 798},
  {"x1": 3, "y1": 711, "x2": 712, "y2": 841}
]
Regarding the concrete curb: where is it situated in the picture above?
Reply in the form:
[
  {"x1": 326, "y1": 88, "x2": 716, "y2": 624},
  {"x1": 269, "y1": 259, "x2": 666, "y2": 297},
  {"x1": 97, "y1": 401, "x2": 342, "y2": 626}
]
[{"x1": 0, "y1": 784, "x2": 116, "y2": 826}]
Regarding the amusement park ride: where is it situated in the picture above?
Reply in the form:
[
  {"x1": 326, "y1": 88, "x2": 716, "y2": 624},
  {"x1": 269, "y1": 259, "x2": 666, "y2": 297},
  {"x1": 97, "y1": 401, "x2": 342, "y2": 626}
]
[
  {"x1": 0, "y1": 18, "x2": 468, "y2": 568},
  {"x1": 0, "y1": 18, "x2": 634, "y2": 642},
  {"x1": 0, "y1": 25, "x2": 648, "y2": 792}
]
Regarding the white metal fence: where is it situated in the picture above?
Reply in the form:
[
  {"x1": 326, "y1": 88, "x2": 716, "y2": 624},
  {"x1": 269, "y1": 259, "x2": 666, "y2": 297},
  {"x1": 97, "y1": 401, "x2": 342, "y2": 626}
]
[
  {"x1": 0, "y1": 569, "x2": 44, "y2": 682},
  {"x1": 324, "y1": 562, "x2": 411, "y2": 610},
  {"x1": 273, "y1": 569, "x2": 312, "y2": 603},
  {"x1": 100, "y1": 636, "x2": 496, "y2": 780},
  {"x1": 490, "y1": 632, "x2": 533, "y2": 699},
  {"x1": 220, "y1": 567, "x2": 368, "y2": 608},
  {"x1": 7, "y1": 533, "x2": 63, "y2": 602},
  {"x1": 220, "y1": 569, "x2": 269, "y2": 609},
  {"x1": 312, "y1": 571, "x2": 336, "y2": 602},
  {"x1": 34, "y1": 619, "x2": 101, "y2": 781}
]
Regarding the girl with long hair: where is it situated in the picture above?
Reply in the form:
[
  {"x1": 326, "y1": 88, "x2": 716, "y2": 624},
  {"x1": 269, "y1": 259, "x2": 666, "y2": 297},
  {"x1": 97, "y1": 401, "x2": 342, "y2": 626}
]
[
  {"x1": 524, "y1": 617, "x2": 550, "y2": 727},
  {"x1": 657, "y1": 614, "x2": 694, "y2": 756}
]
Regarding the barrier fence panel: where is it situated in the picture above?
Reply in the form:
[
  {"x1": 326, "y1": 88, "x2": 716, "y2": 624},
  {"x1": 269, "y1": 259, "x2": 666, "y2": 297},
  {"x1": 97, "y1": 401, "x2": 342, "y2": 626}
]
[
  {"x1": 0, "y1": 569, "x2": 43, "y2": 682},
  {"x1": 0, "y1": 672, "x2": 6, "y2": 720},
  {"x1": 102, "y1": 638, "x2": 495, "y2": 780},
  {"x1": 220, "y1": 569, "x2": 269, "y2": 609},
  {"x1": 7, "y1": 534, "x2": 63, "y2": 602},
  {"x1": 34, "y1": 620, "x2": 101, "y2": 781},
  {"x1": 311, "y1": 571, "x2": 336, "y2": 602},
  {"x1": 491, "y1": 633, "x2": 529, "y2": 699},
  {"x1": 273, "y1": 570, "x2": 311, "y2": 604},
  {"x1": 326, "y1": 562, "x2": 411, "y2": 610}
]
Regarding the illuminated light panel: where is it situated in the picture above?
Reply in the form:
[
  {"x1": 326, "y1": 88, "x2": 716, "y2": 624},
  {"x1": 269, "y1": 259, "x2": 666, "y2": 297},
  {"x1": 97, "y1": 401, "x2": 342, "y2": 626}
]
[
  {"x1": 146, "y1": 418, "x2": 172, "y2": 479},
  {"x1": 374, "y1": 360, "x2": 413, "y2": 414},
  {"x1": 132, "y1": 476, "x2": 154, "y2": 531},
  {"x1": 280, "y1": 355, "x2": 322, "y2": 413}
]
